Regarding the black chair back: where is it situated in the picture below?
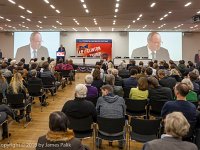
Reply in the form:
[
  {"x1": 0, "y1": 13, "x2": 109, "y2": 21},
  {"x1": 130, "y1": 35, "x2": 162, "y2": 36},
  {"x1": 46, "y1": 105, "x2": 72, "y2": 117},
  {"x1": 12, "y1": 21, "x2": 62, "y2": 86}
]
[
  {"x1": 6, "y1": 93, "x2": 25, "y2": 105},
  {"x1": 61, "y1": 70, "x2": 71, "y2": 77},
  {"x1": 97, "y1": 117, "x2": 125, "y2": 134},
  {"x1": 125, "y1": 98, "x2": 147, "y2": 116},
  {"x1": 86, "y1": 97, "x2": 98, "y2": 106},
  {"x1": 40, "y1": 77, "x2": 55, "y2": 87},
  {"x1": 149, "y1": 100, "x2": 167, "y2": 116},
  {"x1": 130, "y1": 117, "x2": 161, "y2": 135},
  {"x1": 123, "y1": 87, "x2": 131, "y2": 98},
  {"x1": 68, "y1": 116, "x2": 93, "y2": 132},
  {"x1": 27, "y1": 84, "x2": 43, "y2": 95}
]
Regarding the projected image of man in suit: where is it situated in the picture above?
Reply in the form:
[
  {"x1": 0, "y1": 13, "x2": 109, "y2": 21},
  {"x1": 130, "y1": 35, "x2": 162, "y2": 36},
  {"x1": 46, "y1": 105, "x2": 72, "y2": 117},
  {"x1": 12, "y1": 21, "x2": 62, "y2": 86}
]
[
  {"x1": 15, "y1": 32, "x2": 49, "y2": 62},
  {"x1": 131, "y1": 32, "x2": 170, "y2": 61}
]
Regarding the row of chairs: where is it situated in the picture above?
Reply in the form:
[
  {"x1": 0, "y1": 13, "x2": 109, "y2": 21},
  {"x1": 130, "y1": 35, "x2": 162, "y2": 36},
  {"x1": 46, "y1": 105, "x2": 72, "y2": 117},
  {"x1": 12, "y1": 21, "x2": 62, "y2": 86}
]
[{"x1": 68, "y1": 116, "x2": 161, "y2": 150}]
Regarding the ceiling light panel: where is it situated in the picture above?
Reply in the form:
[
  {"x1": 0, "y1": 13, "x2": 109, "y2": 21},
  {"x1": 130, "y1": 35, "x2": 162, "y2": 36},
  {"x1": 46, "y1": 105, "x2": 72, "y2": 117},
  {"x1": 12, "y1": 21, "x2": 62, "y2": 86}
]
[
  {"x1": 184, "y1": 2, "x2": 192, "y2": 7},
  {"x1": 8, "y1": 0, "x2": 16, "y2": 4},
  {"x1": 150, "y1": 2, "x2": 156, "y2": 7}
]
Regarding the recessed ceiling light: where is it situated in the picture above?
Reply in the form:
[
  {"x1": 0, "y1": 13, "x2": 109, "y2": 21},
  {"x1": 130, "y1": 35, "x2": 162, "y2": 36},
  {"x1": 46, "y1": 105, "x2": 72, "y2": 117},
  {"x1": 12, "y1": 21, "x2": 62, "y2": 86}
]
[
  {"x1": 164, "y1": 14, "x2": 168, "y2": 17},
  {"x1": 50, "y1": 5, "x2": 55, "y2": 9},
  {"x1": 43, "y1": 0, "x2": 49, "y2": 4},
  {"x1": 26, "y1": 18, "x2": 31, "y2": 21},
  {"x1": 139, "y1": 14, "x2": 142, "y2": 17},
  {"x1": 26, "y1": 10, "x2": 32, "y2": 14},
  {"x1": 85, "y1": 27, "x2": 89, "y2": 31},
  {"x1": 152, "y1": 21, "x2": 155, "y2": 23},
  {"x1": 194, "y1": 25, "x2": 198, "y2": 27},
  {"x1": 150, "y1": 2, "x2": 156, "y2": 7},
  {"x1": 197, "y1": 11, "x2": 200, "y2": 14},
  {"x1": 116, "y1": 3, "x2": 119, "y2": 8},
  {"x1": 6, "y1": 19, "x2": 11, "y2": 22},
  {"x1": 190, "y1": 26, "x2": 193, "y2": 29},
  {"x1": 85, "y1": 9, "x2": 89, "y2": 13},
  {"x1": 160, "y1": 17, "x2": 163, "y2": 20},
  {"x1": 115, "y1": 9, "x2": 118, "y2": 12},
  {"x1": 73, "y1": 18, "x2": 76, "y2": 21},
  {"x1": 113, "y1": 22, "x2": 116, "y2": 25},
  {"x1": 8, "y1": 0, "x2": 16, "y2": 4},
  {"x1": 36, "y1": 25, "x2": 40, "y2": 27},
  {"x1": 56, "y1": 10, "x2": 61, "y2": 13},
  {"x1": 184, "y1": 2, "x2": 192, "y2": 7},
  {"x1": 137, "y1": 17, "x2": 140, "y2": 20},
  {"x1": 99, "y1": 27, "x2": 102, "y2": 31},
  {"x1": 93, "y1": 18, "x2": 96, "y2": 21},
  {"x1": 20, "y1": 16, "x2": 25, "y2": 19},
  {"x1": 18, "y1": 5, "x2": 25, "y2": 9},
  {"x1": 83, "y1": 4, "x2": 87, "y2": 8},
  {"x1": 127, "y1": 25, "x2": 130, "y2": 28},
  {"x1": 38, "y1": 21, "x2": 42, "y2": 24},
  {"x1": 80, "y1": 0, "x2": 84, "y2": 3},
  {"x1": 116, "y1": 0, "x2": 120, "y2": 2},
  {"x1": 168, "y1": 11, "x2": 172, "y2": 14},
  {"x1": 112, "y1": 28, "x2": 114, "y2": 31},
  {"x1": 132, "y1": 20, "x2": 136, "y2": 23},
  {"x1": 72, "y1": 28, "x2": 77, "y2": 31},
  {"x1": 114, "y1": 15, "x2": 117, "y2": 18},
  {"x1": 143, "y1": 25, "x2": 147, "y2": 28},
  {"x1": 0, "y1": 16, "x2": 4, "y2": 19},
  {"x1": 44, "y1": 16, "x2": 47, "y2": 19}
]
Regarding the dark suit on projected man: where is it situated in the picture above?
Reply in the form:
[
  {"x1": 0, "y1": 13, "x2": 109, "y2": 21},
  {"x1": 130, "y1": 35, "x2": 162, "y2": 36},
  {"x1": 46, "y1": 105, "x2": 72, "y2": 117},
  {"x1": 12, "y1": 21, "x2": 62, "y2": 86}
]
[
  {"x1": 15, "y1": 32, "x2": 49, "y2": 63},
  {"x1": 131, "y1": 32, "x2": 170, "y2": 62}
]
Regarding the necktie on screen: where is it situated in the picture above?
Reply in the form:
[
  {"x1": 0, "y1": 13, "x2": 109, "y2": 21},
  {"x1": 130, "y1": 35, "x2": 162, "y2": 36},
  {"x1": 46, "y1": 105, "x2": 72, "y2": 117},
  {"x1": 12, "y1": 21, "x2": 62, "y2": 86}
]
[
  {"x1": 152, "y1": 52, "x2": 156, "y2": 59},
  {"x1": 33, "y1": 50, "x2": 37, "y2": 58}
]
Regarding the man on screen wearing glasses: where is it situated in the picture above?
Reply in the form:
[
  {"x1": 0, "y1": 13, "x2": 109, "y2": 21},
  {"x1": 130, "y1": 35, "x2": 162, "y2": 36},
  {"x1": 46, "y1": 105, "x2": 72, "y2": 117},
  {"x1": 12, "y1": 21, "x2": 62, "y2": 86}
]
[
  {"x1": 15, "y1": 32, "x2": 49, "y2": 63},
  {"x1": 131, "y1": 32, "x2": 170, "y2": 61}
]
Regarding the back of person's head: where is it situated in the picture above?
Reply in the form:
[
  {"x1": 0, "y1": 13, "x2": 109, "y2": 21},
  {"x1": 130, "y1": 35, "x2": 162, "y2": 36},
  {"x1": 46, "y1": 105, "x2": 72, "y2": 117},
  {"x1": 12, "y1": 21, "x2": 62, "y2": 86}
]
[
  {"x1": 130, "y1": 60, "x2": 136, "y2": 65},
  {"x1": 17, "y1": 61, "x2": 24, "y2": 67},
  {"x1": 107, "y1": 68, "x2": 113, "y2": 74},
  {"x1": 85, "y1": 74, "x2": 93, "y2": 84},
  {"x1": 58, "y1": 59, "x2": 63, "y2": 64},
  {"x1": 42, "y1": 61, "x2": 49, "y2": 69},
  {"x1": 163, "y1": 62, "x2": 169, "y2": 69},
  {"x1": 145, "y1": 67, "x2": 153, "y2": 76},
  {"x1": 112, "y1": 69, "x2": 119, "y2": 76},
  {"x1": 10, "y1": 60, "x2": 16, "y2": 66},
  {"x1": 11, "y1": 72, "x2": 23, "y2": 94},
  {"x1": 157, "y1": 69, "x2": 166, "y2": 77},
  {"x1": 189, "y1": 72, "x2": 198, "y2": 81},
  {"x1": 49, "y1": 111, "x2": 69, "y2": 132},
  {"x1": 31, "y1": 70, "x2": 37, "y2": 77},
  {"x1": 159, "y1": 61, "x2": 164, "y2": 66},
  {"x1": 1, "y1": 62, "x2": 8, "y2": 69},
  {"x1": 148, "y1": 76, "x2": 159, "y2": 88},
  {"x1": 139, "y1": 61, "x2": 144, "y2": 66},
  {"x1": 153, "y1": 60, "x2": 158, "y2": 64},
  {"x1": 101, "y1": 84, "x2": 114, "y2": 94},
  {"x1": 105, "y1": 74, "x2": 115, "y2": 86},
  {"x1": 148, "y1": 61, "x2": 154, "y2": 67},
  {"x1": 41, "y1": 57, "x2": 45, "y2": 61},
  {"x1": 170, "y1": 64, "x2": 176, "y2": 69},
  {"x1": 75, "y1": 84, "x2": 87, "y2": 98},
  {"x1": 20, "y1": 58, "x2": 25, "y2": 64},
  {"x1": 165, "y1": 112, "x2": 190, "y2": 138},
  {"x1": 175, "y1": 83, "x2": 189, "y2": 97},
  {"x1": 181, "y1": 78, "x2": 193, "y2": 90},
  {"x1": 92, "y1": 68, "x2": 101, "y2": 80},
  {"x1": 138, "y1": 77, "x2": 148, "y2": 91},
  {"x1": 30, "y1": 62, "x2": 38, "y2": 70},
  {"x1": 130, "y1": 69, "x2": 138, "y2": 76},
  {"x1": 34, "y1": 58, "x2": 38, "y2": 62}
]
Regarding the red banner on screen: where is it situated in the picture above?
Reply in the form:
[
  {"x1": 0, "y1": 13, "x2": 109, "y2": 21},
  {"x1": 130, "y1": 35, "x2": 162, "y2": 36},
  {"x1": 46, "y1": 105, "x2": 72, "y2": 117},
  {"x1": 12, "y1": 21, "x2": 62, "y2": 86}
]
[{"x1": 76, "y1": 39, "x2": 112, "y2": 60}]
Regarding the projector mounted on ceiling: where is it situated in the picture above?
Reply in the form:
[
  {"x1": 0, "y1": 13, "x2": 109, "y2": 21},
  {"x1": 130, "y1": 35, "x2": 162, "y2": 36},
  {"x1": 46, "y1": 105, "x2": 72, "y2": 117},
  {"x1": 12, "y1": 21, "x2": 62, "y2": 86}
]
[{"x1": 192, "y1": 15, "x2": 200, "y2": 23}]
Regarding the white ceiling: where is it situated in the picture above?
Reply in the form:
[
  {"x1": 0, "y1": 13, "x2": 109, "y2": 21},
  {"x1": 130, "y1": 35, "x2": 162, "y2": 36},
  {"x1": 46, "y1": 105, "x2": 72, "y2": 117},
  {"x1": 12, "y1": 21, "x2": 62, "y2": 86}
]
[{"x1": 0, "y1": 0, "x2": 200, "y2": 32}]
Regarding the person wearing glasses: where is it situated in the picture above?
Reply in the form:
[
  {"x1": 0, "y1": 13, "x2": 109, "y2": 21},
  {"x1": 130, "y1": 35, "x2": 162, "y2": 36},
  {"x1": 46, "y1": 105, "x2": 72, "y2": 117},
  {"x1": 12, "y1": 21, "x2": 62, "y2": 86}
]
[
  {"x1": 15, "y1": 32, "x2": 49, "y2": 63},
  {"x1": 131, "y1": 32, "x2": 170, "y2": 61}
]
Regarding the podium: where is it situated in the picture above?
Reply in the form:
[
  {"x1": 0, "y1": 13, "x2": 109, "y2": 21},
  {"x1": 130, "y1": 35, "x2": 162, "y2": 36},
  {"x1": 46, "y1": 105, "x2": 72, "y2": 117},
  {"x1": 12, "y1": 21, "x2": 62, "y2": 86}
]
[{"x1": 56, "y1": 51, "x2": 65, "y2": 62}]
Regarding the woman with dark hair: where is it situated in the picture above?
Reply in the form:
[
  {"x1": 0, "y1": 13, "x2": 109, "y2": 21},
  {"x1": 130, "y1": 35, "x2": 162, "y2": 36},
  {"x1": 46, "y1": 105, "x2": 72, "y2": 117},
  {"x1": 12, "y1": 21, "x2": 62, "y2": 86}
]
[
  {"x1": 36, "y1": 111, "x2": 88, "y2": 150},
  {"x1": 91, "y1": 67, "x2": 104, "y2": 92}
]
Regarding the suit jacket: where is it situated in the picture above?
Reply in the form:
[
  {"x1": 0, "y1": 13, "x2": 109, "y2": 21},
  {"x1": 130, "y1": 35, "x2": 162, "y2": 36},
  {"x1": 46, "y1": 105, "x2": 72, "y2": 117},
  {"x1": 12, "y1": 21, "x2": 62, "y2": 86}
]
[
  {"x1": 131, "y1": 46, "x2": 170, "y2": 61},
  {"x1": 15, "y1": 45, "x2": 49, "y2": 63},
  {"x1": 142, "y1": 136, "x2": 198, "y2": 150}
]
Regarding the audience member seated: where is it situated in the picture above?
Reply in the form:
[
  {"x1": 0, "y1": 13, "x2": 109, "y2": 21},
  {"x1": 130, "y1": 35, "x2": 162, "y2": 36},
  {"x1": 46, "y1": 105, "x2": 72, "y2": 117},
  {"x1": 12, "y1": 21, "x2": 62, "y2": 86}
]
[
  {"x1": 181, "y1": 78, "x2": 198, "y2": 102},
  {"x1": 107, "y1": 60, "x2": 114, "y2": 70},
  {"x1": 38, "y1": 57, "x2": 45, "y2": 68},
  {"x1": 28, "y1": 70, "x2": 47, "y2": 106},
  {"x1": 91, "y1": 62, "x2": 105, "y2": 81},
  {"x1": 40, "y1": 61, "x2": 60, "y2": 95},
  {"x1": 85, "y1": 74, "x2": 98, "y2": 98},
  {"x1": 158, "y1": 69, "x2": 177, "y2": 91},
  {"x1": 62, "y1": 84, "x2": 97, "y2": 122},
  {"x1": 148, "y1": 61, "x2": 157, "y2": 76},
  {"x1": 91, "y1": 68, "x2": 104, "y2": 92},
  {"x1": 127, "y1": 60, "x2": 137, "y2": 70},
  {"x1": 54, "y1": 59, "x2": 64, "y2": 71},
  {"x1": 96, "y1": 85, "x2": 126, "y2": 148},
  {"x1": 170, "y1": 64, "x2": 182, "y2": 81},
  {"x1": 178, "y1": 60, "x2": 188, "y2": 76},
  {"x1": 14, "y1": 61, "x2": 28, "y2": 79},
  {"x1": 7, "y1": 73, "x2": 32, "y2": 122},
  {"x1": 161, "y1": 83, "x2": 197, "y2": 125},
  {"x1": 188, "y1": 72, "x2": 200, "y2": 94},
  {"x1": 36, "y1": 111, "x2": 88, "y2": 150},
  {"x1": 148, "y1": 76, "x2": 173, "y2": 101},
  {"x1": 7, "y1": 60, "x2": 17, "y2": 73},
  {"x1": 145, "y1": 67, "x2": 154, "y2": 77},
  {"x1": 143, "y1": 112, "x2": 198, "y2": 150},
  {"x1": 28, "y1": 62, "x2": 40, "y2": 79},
  {"x1": 129, "y1": 77, "x2": 148, "y2": 100},
  {"x1": 112, "y1": 69, "x2": 123, "y2": 86},
  {"x1": 20, "y1": 58, "x2": 29, "y2": 71},
  {"x1": 118, "y1": 61, "x2": 130, "y2": 78},
  {"x1": 1, "y1": 62, "x2": 12, "y2": 78},
  {"x1": 49, "y1": 59, "x2": 56, "y2": 74},
  {"x1": 123, "y1": 69, "x2": 138, "y2": 89},
  {"x1": 0, "y1": 71, "x2": 8, "y2": 98},
  {"x1": 105, "y1": 74, "x2": 124, "y2": 97}
]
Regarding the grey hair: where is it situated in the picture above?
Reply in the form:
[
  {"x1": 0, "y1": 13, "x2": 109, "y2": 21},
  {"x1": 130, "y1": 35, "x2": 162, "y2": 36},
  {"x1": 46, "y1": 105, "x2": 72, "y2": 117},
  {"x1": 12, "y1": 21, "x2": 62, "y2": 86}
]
[{"x1": 85, "y1": 74, "x2": 93, "y2": 84}]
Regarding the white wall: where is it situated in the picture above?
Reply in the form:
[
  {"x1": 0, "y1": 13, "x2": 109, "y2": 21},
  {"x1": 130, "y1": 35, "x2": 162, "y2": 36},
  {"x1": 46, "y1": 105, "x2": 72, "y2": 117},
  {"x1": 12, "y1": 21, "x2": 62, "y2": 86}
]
[
  {"x1": 60, "y1": 32, "x2": 129, "y2": 59},
  {"x1": 0, "y1": 32, "x2": 14, "y2": 58}
]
